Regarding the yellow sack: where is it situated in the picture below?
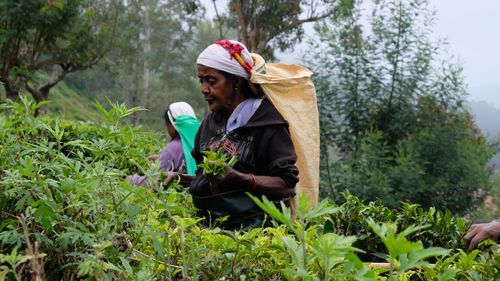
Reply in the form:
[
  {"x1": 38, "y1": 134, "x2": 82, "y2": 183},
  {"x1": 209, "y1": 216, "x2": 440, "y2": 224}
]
[{"x1": 250, "y1": 53, "x2": 320, "y2": 206}]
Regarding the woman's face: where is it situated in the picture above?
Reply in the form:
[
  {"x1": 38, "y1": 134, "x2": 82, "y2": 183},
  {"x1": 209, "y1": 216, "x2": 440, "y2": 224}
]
[
  {"x1": 197, "y1": 65, "x2": 243, "y2": 114},
  {"x1": 166, "y1": 122, "x2": 177, "y2": 139}
]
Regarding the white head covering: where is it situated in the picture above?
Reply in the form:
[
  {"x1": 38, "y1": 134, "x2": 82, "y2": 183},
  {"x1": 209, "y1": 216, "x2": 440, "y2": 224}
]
[
  {"x1": 167, "y1": 102, "x2": 196, "y2": 131},
  {"x1": 196, "y1": 40, "x2": 253, "y2": 80}
]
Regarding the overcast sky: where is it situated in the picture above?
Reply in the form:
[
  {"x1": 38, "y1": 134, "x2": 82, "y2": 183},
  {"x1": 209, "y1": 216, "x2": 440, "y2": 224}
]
[
  {"x1": 204, "y1": 0, "x2": 500, "y2": 108},
  {"x1": 429, "y1": 0, "x2": 500, "y2": 108}
]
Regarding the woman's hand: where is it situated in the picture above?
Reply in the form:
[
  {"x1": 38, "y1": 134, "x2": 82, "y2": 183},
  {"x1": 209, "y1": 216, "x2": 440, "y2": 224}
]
[
  {"x1": 203, "y1": 162, "x2": 242, "y2": 193},
  {"x1": 201, "y1": 161, "x2": 295, "y2": 199},
  {"x1": 464, "y1": 220, "x2": 500, "y2": 251},
  {"x1": 162, "y1": 172, "x2": 179, "y2": 187},
  {"x1": 148, "y1": 154, "x2": 159, "y2": 161},
  {"x1": 162, "y1": 172, "x2": 193, "y2": 188}
]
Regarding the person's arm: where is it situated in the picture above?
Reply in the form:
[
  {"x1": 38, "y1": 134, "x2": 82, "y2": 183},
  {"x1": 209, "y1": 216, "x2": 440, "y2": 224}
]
[
  {"x1": 256, "y1": 125, "x2": 299, "y2": 199},
  {"x1": 228, "y1": 169, "x2": 295, "y2": 199},
  {"x1": 163, "y1": 172, "x2": 194, "y2": 188},
  {"x1": 204, "y1": 126, "x2": 298, "y2": 200},
  {"x1": 464, "y1": 219, "x2": 500, "y2": 251},
  {"x1": 218, "y1": 167, "x2": 295, "y2": 199},
  {"x1": 127, "y1": 175, "x2": 148, "y2": 186}
]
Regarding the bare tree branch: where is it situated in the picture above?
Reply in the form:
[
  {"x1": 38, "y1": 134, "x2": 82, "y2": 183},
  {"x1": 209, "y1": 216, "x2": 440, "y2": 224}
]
[
  {"x1": 212, "y1": 0, "x2": 224, "y2": 39},
  {"x1": 233, "y1": 0, "x2": 251, "y2": 48},
  {"x1": 267, "y1": 11, "x2": 333, "y2": 42}
]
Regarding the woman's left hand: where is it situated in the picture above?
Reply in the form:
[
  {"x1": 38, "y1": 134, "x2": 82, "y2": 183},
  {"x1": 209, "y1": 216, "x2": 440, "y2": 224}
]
[{"x1": 203, "y1": 162, "x2": 242, "y2": 190}]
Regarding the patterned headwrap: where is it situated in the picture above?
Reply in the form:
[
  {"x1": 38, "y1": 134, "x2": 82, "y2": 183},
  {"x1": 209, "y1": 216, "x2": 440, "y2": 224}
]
[{"x1": 196, "y1": 39, "x2": 253, "y2": 79}]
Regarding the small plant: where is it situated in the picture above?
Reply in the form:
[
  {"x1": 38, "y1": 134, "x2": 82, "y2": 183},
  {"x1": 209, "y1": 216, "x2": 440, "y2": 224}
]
[{"x1": 198, "y1": 149, "x2": 237, "y2": 176}]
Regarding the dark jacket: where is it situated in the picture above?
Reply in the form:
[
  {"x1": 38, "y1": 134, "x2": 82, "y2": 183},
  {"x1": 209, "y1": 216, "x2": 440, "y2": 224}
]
[{"x1": 190, "y1": 98, "x2": 299, "y2": 229}]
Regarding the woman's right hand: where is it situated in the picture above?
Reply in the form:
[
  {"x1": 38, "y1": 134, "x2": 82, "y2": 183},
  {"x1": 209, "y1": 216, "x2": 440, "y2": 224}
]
[
  {"x1": 163, "y1": 172, "x2": 194, "y2": 188},
  {"x1": 464, "y1": 220, "x2": 500, "y2": 251},
  {"x1": 162, "y1": 172, "x2": 179, "y2": 187}
]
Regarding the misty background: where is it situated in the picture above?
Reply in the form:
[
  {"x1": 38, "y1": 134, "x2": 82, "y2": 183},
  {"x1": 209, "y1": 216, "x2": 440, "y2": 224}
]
[{"x1": 205, "y1": 0, "x2": 500, "y2": 169}]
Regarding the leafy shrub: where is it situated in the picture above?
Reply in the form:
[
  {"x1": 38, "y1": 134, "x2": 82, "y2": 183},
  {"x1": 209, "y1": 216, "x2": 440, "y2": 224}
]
[
  {"x1": 311, "y1": 0, "x2": 496, "y2": 214},
  {"x1": 0, "y1": 99, "x2": 498, "y2": 280},
  {"x1": 327, "y1": 192, "x2": 468, "y2": 261}
]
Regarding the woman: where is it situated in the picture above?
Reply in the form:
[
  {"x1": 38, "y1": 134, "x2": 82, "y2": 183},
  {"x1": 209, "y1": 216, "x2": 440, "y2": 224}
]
[
  {"x1": 128, "y1": 102, "x2": 200, "y2": 186},
  {"x1": 168, "y1": 40, "x2": 299, "y2": 229}
]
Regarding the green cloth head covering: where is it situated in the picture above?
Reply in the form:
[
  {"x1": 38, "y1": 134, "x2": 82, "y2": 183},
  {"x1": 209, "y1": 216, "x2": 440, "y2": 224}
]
[{"x1": 174, "y1": 115, "x2": 200, "y2": 175}]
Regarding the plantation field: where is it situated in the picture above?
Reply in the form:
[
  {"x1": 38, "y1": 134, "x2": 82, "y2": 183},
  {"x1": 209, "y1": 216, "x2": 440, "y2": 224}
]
[{"x1": 0, "y1": 99, "x2": 499, "y2": 280}]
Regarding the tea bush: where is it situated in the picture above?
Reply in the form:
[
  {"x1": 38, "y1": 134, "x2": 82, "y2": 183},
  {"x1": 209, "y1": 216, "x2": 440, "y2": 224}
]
[{"x1": 0, "y1": 99, "x2": 498, "y2": 280}]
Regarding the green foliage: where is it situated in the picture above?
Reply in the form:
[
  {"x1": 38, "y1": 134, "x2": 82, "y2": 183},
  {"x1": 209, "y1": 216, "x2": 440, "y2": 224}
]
[
  {"x1": 79, "y1": 0, "x2": 207, "y2": 129},
  {"x1": 470, "y1": 172, "x2": 500, "y2": 221},
  {"x1": 250, "y1": 193, "x2": 500, "y2": 280},
  {"x1": 0, "y1": 0, "x2": 121, "y2": 114},
  {"x1": 323, "y1": 192, "x2": 469, "y2": 263},
  {"x1": 1, "y1": 99, "x2": 498, "y2": 279},
  {"x1": 222, "y1": 0, "x2": 353, "y2": 59},
  {"x1": 367, "y1": 219, "x2": 449, "y2": 275},
  {"x1": 63, "y1": 5, "x2": 223, "y2": 132},
  {"x1": 308, "y1": 0, "x2": 495, "y2": 213}
]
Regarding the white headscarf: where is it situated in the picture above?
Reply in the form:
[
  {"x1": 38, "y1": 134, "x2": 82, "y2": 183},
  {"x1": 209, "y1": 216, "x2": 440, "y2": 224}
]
[
  {"x1": 167, "y1": 102, "x2": 196, "y2": 131},
  {"x1": 196, "y1": 40, "x2": 253, "y2": 80}
]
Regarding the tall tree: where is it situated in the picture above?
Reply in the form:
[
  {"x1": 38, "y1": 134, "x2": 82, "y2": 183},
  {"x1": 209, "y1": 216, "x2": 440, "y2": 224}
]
[
  {"x1": 77, "y1": 0, "x2": 204, "y2": 127},
  {"x1": 214, "y1": 0, "x2": 353, "y2": 59},
  {"x1": 0, "y1": 0, "x2": 121, "y2": 116},
  {"x1": 308, "y1": 0, "x2": 495, "y2": 213},
  {"x1": 66, "y1": 7, "x2": 221, "y2": 131}
]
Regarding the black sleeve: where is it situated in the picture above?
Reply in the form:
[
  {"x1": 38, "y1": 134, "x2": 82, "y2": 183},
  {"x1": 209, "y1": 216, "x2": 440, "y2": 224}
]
[{"x1": 264, "y1": 125, "x2": 299, "y2": 188}]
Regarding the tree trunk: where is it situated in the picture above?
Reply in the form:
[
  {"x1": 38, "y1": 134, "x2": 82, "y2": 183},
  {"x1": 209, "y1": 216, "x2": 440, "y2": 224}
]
[
  {"x1": 27, "y1": 67, "x2": 68, "y2": 116},
  {"x1": 142, "y1": 4, "x2": 151, "y2": 107},
  {"x1": 233, "y1": 0, "x2": 251, "y2": 50},
  {"x1": 6, "y1": 88, "x2": 19, "y2": 102},
  {"x1": 127, "y1": 53, "x2": 142, "y2": 125},
  {"x1": 127, "y1": 90, "x2": 139, "y2": 124},
  {"x1": 31, "y1": 88, "x2": 49, "y2": 117},
  {"x1": 212, "y1": 0, "x2": 224, "y2": 39}
]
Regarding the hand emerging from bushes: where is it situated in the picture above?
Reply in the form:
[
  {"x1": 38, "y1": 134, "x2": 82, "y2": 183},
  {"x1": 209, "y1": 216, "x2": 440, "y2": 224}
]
[{"x1": 464, "y1": 219, "x2": 500, "y2": 251}]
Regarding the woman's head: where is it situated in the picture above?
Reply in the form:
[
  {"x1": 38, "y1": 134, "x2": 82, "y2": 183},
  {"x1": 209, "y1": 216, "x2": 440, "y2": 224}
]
[
  {"x1": 196, "y1": 40, "x2": 259, "y2": 115},
  {"x1": 197, "y1": 40, "x2": 253, "y2": 80},
  {"x1": 164, "y1": 102, "x2": 196, "y2": 138}
]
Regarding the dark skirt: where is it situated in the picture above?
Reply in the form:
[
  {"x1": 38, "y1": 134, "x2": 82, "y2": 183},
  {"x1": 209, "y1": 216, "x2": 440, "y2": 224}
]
[{"x1": 192, "y1": 189, "x2": 269, "y2": 230}]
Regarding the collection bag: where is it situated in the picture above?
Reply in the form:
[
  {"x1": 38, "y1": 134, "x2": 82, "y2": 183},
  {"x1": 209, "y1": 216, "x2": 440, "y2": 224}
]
[{"x1": 250, "y1": 54, "x2": 320, "y2": 206}]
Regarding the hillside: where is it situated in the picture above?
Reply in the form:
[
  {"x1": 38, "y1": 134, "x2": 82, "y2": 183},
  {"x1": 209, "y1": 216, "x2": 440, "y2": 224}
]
[
  {"x1": 48, "y1": 82, "x2": 106, "y2": 123},
  {"x1": 467, "y1": 100, "x2": 500, "y2": 138}
]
